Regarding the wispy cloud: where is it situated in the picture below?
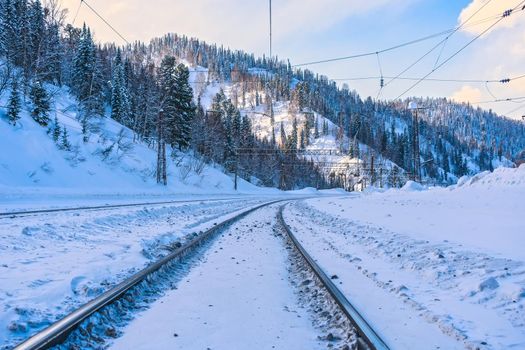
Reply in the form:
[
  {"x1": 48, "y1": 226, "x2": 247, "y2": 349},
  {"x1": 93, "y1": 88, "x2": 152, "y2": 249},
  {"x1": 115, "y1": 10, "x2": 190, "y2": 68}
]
[{"x1": 453, "y1": 0, "x2": 525, "y2": 118}]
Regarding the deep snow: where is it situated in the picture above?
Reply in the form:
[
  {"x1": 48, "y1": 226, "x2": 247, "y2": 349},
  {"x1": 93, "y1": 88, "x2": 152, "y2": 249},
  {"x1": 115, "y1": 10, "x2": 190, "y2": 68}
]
[
  {"x1": 0, "y1": 198, "x2": 272, "y2": 348},
  {"x1": 283, "y1": 165, "x2": 525, "y2": 349},
  {"x1": 109, "y1": 205, "x2": 327, "y2": 350}
]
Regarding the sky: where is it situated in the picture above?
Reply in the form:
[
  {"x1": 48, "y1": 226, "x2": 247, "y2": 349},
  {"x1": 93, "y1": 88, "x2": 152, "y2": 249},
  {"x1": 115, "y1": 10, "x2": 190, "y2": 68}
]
[{"x1": 60, "y1": 0, "x2": 525, "y2": 120}]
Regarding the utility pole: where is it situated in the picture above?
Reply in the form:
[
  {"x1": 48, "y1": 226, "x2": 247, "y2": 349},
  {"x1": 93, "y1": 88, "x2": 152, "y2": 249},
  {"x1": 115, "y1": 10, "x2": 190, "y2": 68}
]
[
  {"x1": 156, "y1": 109, "x2": 167, "y2": 186},
  {"x1": 408, "y1": 101, "x2": 422, "y2": 182},
  {"x1": 234, "y1": 150, "x2": 238, "y2": 191},
  {"x1": 370, "y1": 154, "x2": 375, "y2": 186},
  {"x1": 269, "y1": 0, "x2": 272, "y2": 59}
]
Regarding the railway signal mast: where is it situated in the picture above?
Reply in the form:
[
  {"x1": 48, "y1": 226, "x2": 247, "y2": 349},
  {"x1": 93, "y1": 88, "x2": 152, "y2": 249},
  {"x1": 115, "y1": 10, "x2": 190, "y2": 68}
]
[{"x1": 408, "y1": 101, "x2": 424, "y2": 183}]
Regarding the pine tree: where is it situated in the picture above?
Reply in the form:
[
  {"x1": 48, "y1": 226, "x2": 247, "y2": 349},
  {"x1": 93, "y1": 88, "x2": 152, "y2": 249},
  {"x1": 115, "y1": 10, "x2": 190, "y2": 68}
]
[
  {"x1": 111, "y1": 49, "x2": 131, "y2": 125},
  {"x1": 314, "y1": 117, "x2": 319, "y2": 138},
  {"x1": 323, "y1": 120, "x2": 329, "y2": 135},
  {"x1": 81, "y1": 117, "x2": 89, "y2": 143},
  {"x1": 159, "y1": 57, "x2": 195, "y2": 150},
  {"x1": 173, "y1": 63, "x2": 195, "y2": 149},
  {"x1": 290, "y1": 117, "x2": 298, "y2": 151},
  {"x1": 0, "y1": 0, "x2": 16, "y2": 61},
  {"x1": 240, "y1": 115, "x2": 252, "y2": 148},
  {"x1": 222, "y1": 98, "x2": 236, "y2": 168},
  {"x1": 28, "y1": 0, "x2": 45, "y2": 75},
  {"x1": 302, "y1": 119, "x2": 310, "y2": 146},
  {"x1": 61, "y1": 127, "x2": 71, "y2": 151},
  {"x1": 280, "y1": 121, "x2": 287, "y2": 148},
  {"x1": 7, "y1": 78, "x2": 21, "y2": 125},
  {"x1": 72, "y1": 24, "x2": 103, "y2": 116},
  {"x1": 29, "y1": 80, "x2": 50, "y2": 126},
  {"x1": 40, "y1": 22, "x2": 62, "y2": 83},
  {"x1": 299, "y1": 128, "x2": 306, "y2": 150},
  {"x1": 52, "y1": 116, "x2": 61, "y2": 142},
  {"x1": 159, "y1": 55, "x2": 178, "y2": 146}
]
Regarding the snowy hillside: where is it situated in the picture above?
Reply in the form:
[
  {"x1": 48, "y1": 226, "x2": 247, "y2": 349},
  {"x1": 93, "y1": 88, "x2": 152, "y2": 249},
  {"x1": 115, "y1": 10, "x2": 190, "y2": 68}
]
[
  {"x1": 0, "y1": 84, "x2": 271, "y2": 197},
  {"x1": 192, "y1": 76, "x2": 405, "y2": 190}
]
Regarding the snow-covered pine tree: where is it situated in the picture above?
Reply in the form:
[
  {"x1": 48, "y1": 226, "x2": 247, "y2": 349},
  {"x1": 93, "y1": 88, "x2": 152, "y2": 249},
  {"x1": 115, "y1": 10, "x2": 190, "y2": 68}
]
[
  {"x1": 240, "y1": 115, "x2": 252, "y2": 148},
  {"x1": 290, "y1": 117, "x2": 298, "y2": 151},
  {"x1": 72, "y1": 24, "x2": 103, "y2": 116},
  {"x1": 40, "y1": 22, "x2": 62, "y2": 84},
  {"x1": 222, "y1": 98, "x2": 236, "y2": 170},
  {"x1": 29, "y1": 80, "x2": 50, "y2": 126},
  {"x1": 280, "y1": 121, "x2": 287, "y2": 148},
  {"x1": 61, "y1": 127, "x2": 71, "y2": 151},
  {"x1": 52, "y1": 116, "x2": 61, "y2": 143},
  {"x1": 299, "y1": 128, "x2": 306, "y2": 150},
  {"x1": 111, "y1": 49, "x2": 131, "y2": 125},
  {"x1": 173, "y1": 63, "x2": 195, "y2": 149},
  {"x1": 302, "y1": 119, "x2": 310, "y2": 146},
  {"x1": 7, "y1": 77, "x2": 21, "y2": 125},
  {"x1": 159, "y1": 56, "x2": 179, "y2": 148},
  {"x1": 1, "y1": 0, "x2": 19, "y2": 65},
  {"x1": 323, "y1": 120, "x2": 329, "y2": 135},
  {"x1": 27, "y1": 0, "x2": 45, "y2": 76}
]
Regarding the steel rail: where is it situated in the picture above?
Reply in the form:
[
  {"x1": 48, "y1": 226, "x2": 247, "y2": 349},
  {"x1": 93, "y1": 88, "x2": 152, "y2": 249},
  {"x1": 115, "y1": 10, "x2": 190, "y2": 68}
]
[
  {"x1": 0, "y1": 196, "x2": 249, "y2": 218},
  {"x1": 278, "y1": 205, "x2": 390, "y2": 350},
  {"x1": 13, "y1": 199, "x2": 288, "y2": 350}
]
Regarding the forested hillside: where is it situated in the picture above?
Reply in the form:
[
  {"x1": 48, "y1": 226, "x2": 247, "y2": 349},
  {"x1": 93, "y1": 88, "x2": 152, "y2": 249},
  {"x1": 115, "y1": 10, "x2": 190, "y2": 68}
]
[{"x1": 1, "y1": 0, "x2": 523, "y2": 190}]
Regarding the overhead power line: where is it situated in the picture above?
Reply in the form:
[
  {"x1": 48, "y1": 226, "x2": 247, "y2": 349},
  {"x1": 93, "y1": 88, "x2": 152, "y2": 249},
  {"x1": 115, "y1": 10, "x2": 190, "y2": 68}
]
[
  {"x1": 78, "y1": 0, "x2": 130, "y2": 44},
  {"x1": 291, "y1": 7, "x2": 520, "y2": 68},
  {"x1": 395, "y1": 0, "x2": 525, "y2": 100},
  {"x1": 330, "y1": 72, "x2": 525, "y2": 84},
  {"x1": 473, "y1": 96, "x2": 525, "y2": 104},
  {"x1": 72, "y1": 0, "x2": 83, "y2": 26},
  {"x1": 503, "y1": 103, "x2": 525, "y2": 116},
  {"x1": 384, "y1": 0, "x2": 493, "y2": 90}
]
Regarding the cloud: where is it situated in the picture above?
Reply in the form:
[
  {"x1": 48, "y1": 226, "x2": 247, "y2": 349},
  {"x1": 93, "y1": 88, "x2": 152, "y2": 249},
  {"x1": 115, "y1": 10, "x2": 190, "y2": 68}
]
[
  {"x1": 458, "y1": 0, "x2": 522, "y2": 36},
  {"x1": 450, "y1": 85, "x2": 483, "y2": 103},
  {"x1": 455, "y1": 0, "x2": 525, "y2": 119},
  {"x1": 59, "y1": 0, "x2": 414, "y2": 54}
]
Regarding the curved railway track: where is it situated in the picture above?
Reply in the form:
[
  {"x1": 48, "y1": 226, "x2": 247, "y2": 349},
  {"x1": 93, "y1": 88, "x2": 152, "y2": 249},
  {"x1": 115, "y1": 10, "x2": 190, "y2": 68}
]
[{"x1": 13, "y1": 199, "x2": 388, "y2": 350}]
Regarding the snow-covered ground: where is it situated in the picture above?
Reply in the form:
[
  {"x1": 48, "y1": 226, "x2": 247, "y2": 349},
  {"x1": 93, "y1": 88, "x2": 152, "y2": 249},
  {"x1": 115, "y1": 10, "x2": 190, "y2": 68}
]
[
  {"x1": 109, "y1": 204, "x2": 327, "y2": 350},
  {"x1": 283, "y1": 165, "x2": 525, "y2": 349},
  {"x1": 0, "y1": 197, "x2": 277, "y2": 348}
]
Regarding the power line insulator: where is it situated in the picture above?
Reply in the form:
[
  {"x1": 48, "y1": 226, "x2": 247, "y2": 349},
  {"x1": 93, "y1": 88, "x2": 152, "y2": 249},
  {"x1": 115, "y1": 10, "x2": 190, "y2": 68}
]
[
  {"x1": 503, "y1": 9, "x2": 513, "y2": 17},
  {"x1": 500, "y1": 78, "x2": 511, "y2": 83},
  {"x1": 380, "y1": 77, "x2": 384, "y2": 88}
]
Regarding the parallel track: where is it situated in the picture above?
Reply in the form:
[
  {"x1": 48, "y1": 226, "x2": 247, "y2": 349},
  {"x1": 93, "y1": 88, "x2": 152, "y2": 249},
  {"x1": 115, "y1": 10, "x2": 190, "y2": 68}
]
[
  {"x1": 0, "y1": 196, "x2": 248, "y2": 218},
  {"x1": 278, "y1": 204, "x2": 389, "y2": 350}
]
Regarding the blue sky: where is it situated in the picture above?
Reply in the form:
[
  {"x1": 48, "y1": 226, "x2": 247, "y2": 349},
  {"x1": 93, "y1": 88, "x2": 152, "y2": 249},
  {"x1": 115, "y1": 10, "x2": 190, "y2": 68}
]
[{"x1": 62, "y1": 0, "x2": 525, "y2": 119}]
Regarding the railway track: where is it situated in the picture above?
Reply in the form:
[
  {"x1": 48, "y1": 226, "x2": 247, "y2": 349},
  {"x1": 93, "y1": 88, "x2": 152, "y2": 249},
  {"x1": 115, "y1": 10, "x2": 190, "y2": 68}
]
[
  {"x1": 0, "y1": 196, "x2": 248, "y2": 218},
  {"x1": 278, "y1": 205, "x2": 389, "y2": 350},
  {"x1": 13, "y1": 199, "x2": 388, "y2": 350}
]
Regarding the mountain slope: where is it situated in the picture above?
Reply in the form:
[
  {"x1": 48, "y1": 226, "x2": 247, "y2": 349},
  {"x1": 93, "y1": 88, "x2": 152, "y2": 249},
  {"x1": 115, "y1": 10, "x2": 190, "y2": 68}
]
[{"x1": 0, "y1": 83, "x2": 268, "y2": 195}]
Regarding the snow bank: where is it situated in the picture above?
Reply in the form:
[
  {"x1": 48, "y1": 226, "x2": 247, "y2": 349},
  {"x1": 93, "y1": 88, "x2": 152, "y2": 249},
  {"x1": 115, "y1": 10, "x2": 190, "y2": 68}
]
[
  {"x1": 400, "y1": 180, "x2": 425, "y2": 192},
  {"x1": 453, "y1": 164, "x2": 525, "y2": 189},
  {"x1": 292, "y1": 165, "x2": 525, "y2": 348}
]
